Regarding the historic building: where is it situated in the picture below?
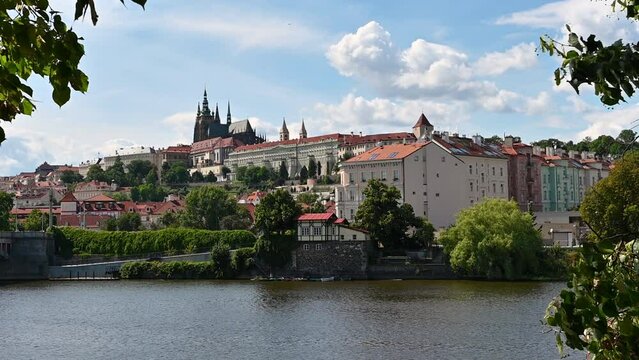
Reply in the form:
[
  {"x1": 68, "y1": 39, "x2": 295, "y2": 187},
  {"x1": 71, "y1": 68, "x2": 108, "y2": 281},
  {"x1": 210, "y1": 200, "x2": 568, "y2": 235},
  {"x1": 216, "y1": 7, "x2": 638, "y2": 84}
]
[
  {"x1": 226, "y1": 118, "x2": 415, "y2": 178},
  {"x1": 336, "y1": 114, "x2": 508, "y2": 228},
  {"x1": 501, "y1": 136, "x2": 543, "y2": 212},
  {"x1": 192, "y1": 90, "x2": 265, "y2": 145}
]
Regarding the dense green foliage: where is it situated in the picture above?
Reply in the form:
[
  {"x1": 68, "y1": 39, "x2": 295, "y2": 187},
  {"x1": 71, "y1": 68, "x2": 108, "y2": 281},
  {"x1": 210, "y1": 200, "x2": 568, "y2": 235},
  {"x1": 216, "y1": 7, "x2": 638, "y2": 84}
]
[
  {"x1": 119, "y1": 261, "x2": 219, "y2": 279},
  {"x1": 60, "y1": 170, "x2": 83, "y2": 184},
  {"x1": 86, "y1": 164, "x2": 107, "y2": 182},
  {"x1": 162, "y1": 163, "x2": 190, "y2": 185},
  {"x1": 439, "y1": 199, "x2": 543, "y2": 279},
  {"x1": 254, "y1": 189, "x2": 301, "y2": 234},
  {"x1": 231, "y1": 247, "x2": 256, "y2": 273},
  {"x1": 546, "y1": 152, "x2": 639, "y2": 358},
  {"x1": 236, "y1": 165, "x2": 279, "y2": 188},
  {"x1": 354, "y1": 179, "x2": 419, "y2": 249},
  {"x1": 0, "y1": 191, "x2": 13, "y2": 230},
  {"x1": 105, "y1": 156, "x2": 128, "y2": 186},
  {"x1": 412, "y1": 218, "x2": 436, "y2": 249},
  {"x1": 296, "y1": 192, "x2": 324, "y2": 213},
  {"x1": 540, "y1": 1, "x2": 639, "y2": 106},
  {"x1": 103, "y1": 212, "x2": 142, "y2": 231},
  {"x1": 308, "y1": 160, "x2": 317, "y2": 179},
  {"x1": 532, "y1": 129, "x2": 638, "y2": 158},
  {"x1": 58, "y1": 227, "x2": 256, "y2": 256},
  {"x1": 23, "y1": 209, "x2": 46, "y2": 231},
  {"x1": 278, "y1": 162, "x2": 288, "y2": 180},
  {"x1": 254, "y1": 232, "x2": 297, "y2": 269},
  {"x1": 183, "y1": 186, "x2": 238, "y2": 230},
  {"x1": 131, "y1": 183, "x2": 167, "y2": 202},
  {"x1": 219, "y1": 206, "x2": 252, "y2": 230}
]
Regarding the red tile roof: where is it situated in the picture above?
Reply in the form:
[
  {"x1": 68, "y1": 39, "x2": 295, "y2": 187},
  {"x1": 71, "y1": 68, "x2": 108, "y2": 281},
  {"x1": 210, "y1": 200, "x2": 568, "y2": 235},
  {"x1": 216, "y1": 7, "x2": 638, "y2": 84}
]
[
  {"x1": 234, "y1": 133, "x2": 343, "y2": 152},
  {"x1": 191, "y1": 137, "x2": 243, "y2": 153},
  {"x1": 297, "y1": 212, "x2": 337, "y2": 221},
  {"x1": 340, "y1": 132, "x2": 416, "y2": 146},
  {"x1": 85, "y1": 194, "x2": 116, "y2": 202},
  {"x1": 164, "y1": 145, "x2": 192, "y2": 153},
  {"x1": 346, "y1": 143, "x2": 428, "y2": 163},
  {"x1": 60, "y1": 192, "x2": 78, "y2": 203},
  {"x1": 434, "y1": 135, "x2": 506, "y2": 159}
]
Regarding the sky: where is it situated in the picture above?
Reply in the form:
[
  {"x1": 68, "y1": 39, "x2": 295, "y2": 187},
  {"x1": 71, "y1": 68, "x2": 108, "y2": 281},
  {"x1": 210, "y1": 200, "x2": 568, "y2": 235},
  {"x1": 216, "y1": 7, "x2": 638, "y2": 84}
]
[{"x1": 2, "y1": 0, "x2": 639, "y2": 175}]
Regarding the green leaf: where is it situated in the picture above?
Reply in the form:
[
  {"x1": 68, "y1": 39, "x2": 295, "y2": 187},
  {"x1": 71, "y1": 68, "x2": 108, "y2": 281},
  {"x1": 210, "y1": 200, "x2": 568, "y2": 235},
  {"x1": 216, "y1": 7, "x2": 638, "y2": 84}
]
[
  {"x1": 52, "y1": 86, "x2": 71, "y2": 106},
  {"x1": 568, "y1": 33, "x2": 583, "y2": 51},
  {"x1": 20, "y1": 99, "x2": 34, "y2": 115}
]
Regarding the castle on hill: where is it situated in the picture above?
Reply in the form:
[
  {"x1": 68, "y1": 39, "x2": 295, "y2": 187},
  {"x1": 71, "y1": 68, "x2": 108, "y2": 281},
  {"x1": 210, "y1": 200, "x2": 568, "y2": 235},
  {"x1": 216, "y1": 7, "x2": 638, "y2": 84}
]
[{"x1": 192, "y1": 90, "x2": 265, "y2": 146}]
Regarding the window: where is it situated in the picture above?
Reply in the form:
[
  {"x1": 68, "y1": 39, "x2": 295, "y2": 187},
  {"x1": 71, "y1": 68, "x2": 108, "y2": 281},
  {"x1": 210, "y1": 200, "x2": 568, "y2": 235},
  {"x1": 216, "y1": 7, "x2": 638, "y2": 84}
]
[
  {"x1": 349, "y1": 173, "x2": 354, "y2": 183},
  {"x1": 312, "y1": 227, "x2": 321, "y2": 236},
  {"x1": 381, "y1": 171, "x2": 387, "y2": 180},
  {"x1": 349, "y1": 191, "x2": 354, "y2": 201},
  {"x1": 315, "y1": 244, "x2": 322, "y2": 250},
  {"x1": 492, "y1": 167, "x2": 495, "y2": 176},
  {"x1": 435, "y1": 193, "x2": 440, "y2": 197},
  {"x1": 303, "y1": 244, "x2": 310, "y2": 250},
  {"x1": 441, "y1": 156, "x2": 446, "y2": 162},
  {"x1": 414, "y1": 155, "x2": 419, "y2": 162},
  {"x1": 469, "y1": 165, "x2": 473, "y2": 174},
  {"x1": 500, "y1": 167, "x2": 503, "y2": 176},
  {"x1": 500, "y1": 184, "x2": 504, "y2": 194},
  {"x1": 492, "y1": 183, "x2": 496, "y2": 193},
  {"x1": 481, "y1": 173, "x2": 485, "y2": 183},
  {"x1": 361, "y1": 172, "x2": 366, "y2": 182},
  {"x1": 370, "y1": 171, "x2": 375, "y2": 180},
  {"x1": 393, "y1": 170, "x2": 399, "y2": 180},
  {"x1": 349, "y1": 209, "x2": 354, "y2": 219},
  {"x1": 352, "y1": 234, "x2": 357, "y2": 240},
  {"x1": 436, "y1": 173, "x2": 439, "y2": 178},
  {"x1": 470, "y1": 182, "x2": 473, "y2": 191},
  {"x1": 481, "y1": 190, "x2": 485, "y2": 197},
  {"x1": 340, "y1": 235, "x2": 345, "y2": 240},
  {"x1": 301, "y1": 227, "x2": 310, "y2": 236}
]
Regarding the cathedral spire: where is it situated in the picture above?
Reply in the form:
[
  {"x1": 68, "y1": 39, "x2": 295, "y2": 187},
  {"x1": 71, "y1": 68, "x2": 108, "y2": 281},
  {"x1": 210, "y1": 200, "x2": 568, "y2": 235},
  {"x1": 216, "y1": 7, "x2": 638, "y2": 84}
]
[
  {"x1": 299, "y1": 119, "x2": 307, "y2": 139},
  {"x1": 201, "y1": 88, "x2": 211, "y2": 116},
  {"x1": 197, "y1": 102, "x2": 201, "y2": 116},
  {"x1": 279, "y1": 117, "x2": 289, "y2": 141},
  {"x1": 226, "y1": 101, "x2": 232, "y2": 124},
  {"x1": 214, "y1": 103, "x2": 221, "y2": 123}
]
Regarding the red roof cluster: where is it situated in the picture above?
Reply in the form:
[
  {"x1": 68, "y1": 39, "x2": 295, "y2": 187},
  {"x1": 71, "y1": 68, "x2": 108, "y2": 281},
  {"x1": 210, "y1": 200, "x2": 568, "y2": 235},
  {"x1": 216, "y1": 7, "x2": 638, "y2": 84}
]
[
  {"x1": 164, "y1": 145, "x2": 192, "y2": 153},
  {"x1": 346, "y1": 143, "x2": 428, "y2": 163},
  {"x1": 340, "y1": 132, "x2": 416, "y2": 146},
  {"x1": 191, "y1": 137, "x2": 243, "y2": 153},
  {"x1": 234, "y1": 133, "x2": 343, "y2": 152},
  {"x1": 297, "y1": 213, "x2": 337, "y2": 221}
]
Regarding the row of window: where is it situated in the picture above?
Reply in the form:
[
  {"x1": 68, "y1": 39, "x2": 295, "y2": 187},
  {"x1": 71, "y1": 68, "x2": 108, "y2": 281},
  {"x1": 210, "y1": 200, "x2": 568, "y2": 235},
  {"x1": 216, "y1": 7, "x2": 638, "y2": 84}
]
[{"x1": 469, "y1": 165, "x2": 504, "y2": 177}]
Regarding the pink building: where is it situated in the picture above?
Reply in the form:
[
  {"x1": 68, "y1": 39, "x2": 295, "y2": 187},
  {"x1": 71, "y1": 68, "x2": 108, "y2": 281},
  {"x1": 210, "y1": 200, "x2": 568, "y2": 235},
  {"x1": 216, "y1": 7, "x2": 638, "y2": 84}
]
[{"x1": 501, "y1": 136, "x2": 543, "y2": 212}]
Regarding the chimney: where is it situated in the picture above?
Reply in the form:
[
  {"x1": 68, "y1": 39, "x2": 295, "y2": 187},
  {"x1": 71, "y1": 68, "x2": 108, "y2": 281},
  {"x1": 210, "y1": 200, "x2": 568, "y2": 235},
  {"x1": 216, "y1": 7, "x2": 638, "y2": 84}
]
[
  {"x1": 545, "y1": 147, "x2": 554, "y2": 156},
  {"x1": 533, "y1": 146, "x2": 542, "y2": 156},
  {"x1": 472, "y1": 134, "x2": 483, "y2": 146},
  {"x1": 568, "y1": 150, "x2": 577, "y2": 159},
  {"x1": 442, "y1": 131, "x2": 450, "y2": 143},
  {"x1": 556, "y1": 148, "x2": 565, "y2": 157},
  {"x1": 504, "y1": 136, "x2": 514, "y2": 147}
]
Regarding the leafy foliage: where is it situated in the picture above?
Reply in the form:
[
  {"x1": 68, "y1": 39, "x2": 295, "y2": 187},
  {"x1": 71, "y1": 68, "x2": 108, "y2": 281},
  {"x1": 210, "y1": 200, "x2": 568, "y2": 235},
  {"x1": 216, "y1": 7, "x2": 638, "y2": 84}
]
[
  {"x1": 354, "y1": 179, "x2": 418, "y2": 249},
  {"x1": 0, "y1": 0, "x2": 146, "y2": 143},
  {"x1": 296, "y1": 192, "x2": 325, "y2": 213},
  {"x1": 278, "y1": 161, "x2": 288, "y2": 180},
  {"x1": 119, "y1": 261, "x2": 220, "y2": 280},
  {"x1": 59, "y1": 170, "x2": 83, "y2": 184},
  {"x1": 58, "y1": 226, "x2": 256, "y2": 256},
  {"x1": 184, "y1": 185, "x2": 238, "y2": 230},
  {"x1": 162, "y1": 163, "x2": 190, "y2": 185},
  {"x1": 254, "y1": 231, "x2": 297, "y2": 269},
  {"x1": 86, "y1": 164, "x2": 107, "y2": 182},
  {"x1": 0, "y1": 191, "x2": 13, "y2": 230},
  {"x1": 308, "y1": 159, "x2": 317, "y2": 179},
  {"x1": 230, "y1": 247, "x2": 256, "y2": 274},
  {"x1": 105, "y1": 156, "x2": 128, "y2": 186},
  {"x1": 103, "y1": 212, "x2": 141, "y2": 231},
  {"x1": 545, "y1": 152, "x2": 639, "y2": 358},
  {"x1": 126, "y1": 160, "x2": 154, "y2": 186},
  {"x1": 439, "y1": 199, "x2": 543, "y2": 279},
  {"x1": 235, "y1": 166, "x2": 277, "y2": 188},
  {"x1": 191, "y1": 170, "x2": 204, "y2": 182},
  {"x1": 23, "y1": 209, "x2": 46, "y2": 231},
  {"x1": 254, "y1": 189, "x2": 301, "y2": 234}
]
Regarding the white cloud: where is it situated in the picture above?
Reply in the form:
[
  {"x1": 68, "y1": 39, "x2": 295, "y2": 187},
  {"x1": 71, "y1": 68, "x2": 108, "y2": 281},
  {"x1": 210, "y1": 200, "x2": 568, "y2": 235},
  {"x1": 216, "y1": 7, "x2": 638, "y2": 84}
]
[
  {"x1": 162, "y1": 112, "x2": 195, "y2": 145},
  {"x1": 167, "y1": 12, "x2": 326, "y2": 51},
  {"x1": 308, "y1": 93, "x2": 470, "y2": 136},
  {"x1": 525, "y1": 91, "x2": 552, "y2": 115},
  {"x1": 577, "y1": 104, "x2": 639, "y2": 140},
  {"x1": 325, "y1": 22, "x2": 546, "y2": 114},
  {"x1": 496, "y1": 0, "x2": 639, "y2": 44},
  {"x1": 473, "y1": 42, "x2": 538, "y2": 76}
]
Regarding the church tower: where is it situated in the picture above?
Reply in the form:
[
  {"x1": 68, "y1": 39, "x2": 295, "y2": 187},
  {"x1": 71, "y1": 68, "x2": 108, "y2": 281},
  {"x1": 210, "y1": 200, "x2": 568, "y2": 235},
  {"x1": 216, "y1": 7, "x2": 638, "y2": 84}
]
[
  {"x1": 413, "y1": 113, "x2": 434, "y2": 140},
  {"x1": 193, "y1": 89, "x2": 215, "y2": 142},
  {"x1": 299, "y1": 119, "x2": 307, "y2": 139},
  {"x1": 280, "y1": 118, "x2": 289, "y2": 141},
  {"x1": 226, "y1": 101, "x2": 232, "y2": 125}
]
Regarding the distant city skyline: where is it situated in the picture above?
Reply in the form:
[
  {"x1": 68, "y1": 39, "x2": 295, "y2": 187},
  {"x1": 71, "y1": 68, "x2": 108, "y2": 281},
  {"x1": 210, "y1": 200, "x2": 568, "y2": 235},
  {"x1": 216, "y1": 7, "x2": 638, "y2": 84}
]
[{"x1": 1, "y1": 0, "x2": 638, "y2": 175}]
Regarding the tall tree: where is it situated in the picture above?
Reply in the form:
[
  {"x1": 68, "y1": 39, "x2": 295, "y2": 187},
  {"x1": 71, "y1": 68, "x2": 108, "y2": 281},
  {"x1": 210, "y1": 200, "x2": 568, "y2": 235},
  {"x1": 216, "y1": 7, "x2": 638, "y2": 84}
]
[
  {"x1": 126, "y1": 160, "x2": 154, "y2": 186},
  {"x1": 254, "y1": 189, "x2": 301, "y2": 235},
  {"x1": 278, "y1": 162, "x2": 289, "y2": 180},
  {"x1": 60, "y1": 170, "x2": 83, "y2": 184},
  {"x1": 162, "y1": 163, "x2": 190, "y2": 185},
  {"x1": 191, "y1": 171, "x2": 204, "y2": 182},
  {"x1": 439, "y1": 199, "x2": 542, "y2": 279},
  {"x1": 0, "y1": 192, "x2": 14, "y2": 231},
  {"x1": 86, "y1": 164, "x2": 107, "y2": 182},
  {"x1": 105, "y1": 156, "x2": 128, "y2": 186},
  {"x1": 184, "y1": 186, "x2": 238, "y2": 230},
  {"x1": 0, "y1": 1, "x2": 146, "y2": 143},
  {"x1": 308, "y1": 159, "x2": 317, "y2": 179},
  {"x1": 299, "y1": 166, "x2": 308, "y2": 184},
  {"x1": 23, "y1": 210, "x2": 46, "y2": 231},
  {"x1": 354, "y1": 179, "x2": 418, "y2": 249}
]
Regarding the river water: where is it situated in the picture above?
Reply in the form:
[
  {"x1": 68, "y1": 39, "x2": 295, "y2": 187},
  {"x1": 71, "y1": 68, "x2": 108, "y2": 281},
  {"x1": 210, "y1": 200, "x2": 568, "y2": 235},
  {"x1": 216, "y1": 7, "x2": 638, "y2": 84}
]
[{"x1": 0, "y1": 280, "x2": 582, "y2": 360}]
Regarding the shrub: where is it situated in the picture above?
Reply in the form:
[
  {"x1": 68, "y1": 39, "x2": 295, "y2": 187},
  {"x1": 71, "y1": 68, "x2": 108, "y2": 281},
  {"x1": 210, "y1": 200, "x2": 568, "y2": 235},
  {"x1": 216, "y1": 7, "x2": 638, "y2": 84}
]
[
  {"x1": 231, "y1": 247, "x2": 256, "y2": 273},
  {"x1": 119, "y1": 261, "x2": 219, "y2": 279},
  {"x1": 57, "y1": 227, "x2": 256, "y2": 256}
]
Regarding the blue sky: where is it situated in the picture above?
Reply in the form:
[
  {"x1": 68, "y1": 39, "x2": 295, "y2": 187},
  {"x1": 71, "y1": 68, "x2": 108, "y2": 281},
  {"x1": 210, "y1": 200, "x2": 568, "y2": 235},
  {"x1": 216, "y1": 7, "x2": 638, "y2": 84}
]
[{"x1": 2, "y1": 0, "x2": 639, "y2": 175}]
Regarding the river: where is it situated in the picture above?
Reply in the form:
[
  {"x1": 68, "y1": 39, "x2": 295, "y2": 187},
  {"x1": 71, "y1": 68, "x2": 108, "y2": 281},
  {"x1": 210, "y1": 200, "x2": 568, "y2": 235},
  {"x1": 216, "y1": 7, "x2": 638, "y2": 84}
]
[{"x1": 0, "y1": 280, "x2": 582, "y2": 359}]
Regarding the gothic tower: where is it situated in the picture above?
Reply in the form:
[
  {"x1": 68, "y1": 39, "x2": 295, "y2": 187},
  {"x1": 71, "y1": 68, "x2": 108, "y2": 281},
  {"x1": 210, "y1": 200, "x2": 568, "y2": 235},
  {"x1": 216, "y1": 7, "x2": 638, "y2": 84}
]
[
  {"x1": 299, "y1": 119, "x2": 307, "y2": 139},
  {"x1": 280, "y1": 118, "x2": 289, "y2": 141},
  {"x1": 226, "y1": 101, "x2": 232, "y2": 125},
  {"x1": 413, "y1": 113, "x2": 434, "y2": 140}
]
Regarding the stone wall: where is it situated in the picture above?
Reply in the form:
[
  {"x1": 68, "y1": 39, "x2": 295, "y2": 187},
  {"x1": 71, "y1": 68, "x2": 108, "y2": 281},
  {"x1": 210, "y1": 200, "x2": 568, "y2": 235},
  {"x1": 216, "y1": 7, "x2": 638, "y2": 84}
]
[
  {"x1": 0, "y1": 231, "x2": 54, "y2": 280},
  {"x1": 291, "y1": 240, "x2": 370, "y2": 278}
]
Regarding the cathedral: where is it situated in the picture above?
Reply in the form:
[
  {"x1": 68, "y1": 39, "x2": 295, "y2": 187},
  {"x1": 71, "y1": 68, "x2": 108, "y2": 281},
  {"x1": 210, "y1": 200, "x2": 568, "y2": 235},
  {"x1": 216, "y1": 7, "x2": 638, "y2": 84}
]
[{"x1": 192, "y1": 90, "x2": 265, "y2": 145}]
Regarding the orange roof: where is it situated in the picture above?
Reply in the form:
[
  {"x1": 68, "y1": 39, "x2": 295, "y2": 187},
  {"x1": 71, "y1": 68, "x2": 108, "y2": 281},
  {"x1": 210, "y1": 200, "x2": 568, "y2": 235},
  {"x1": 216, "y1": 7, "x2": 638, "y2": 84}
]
[
  {"x1": 297, "y1": 213, "x2": 337, "y2": 221},
  {"x1": 501, "y1": 146, "x2": 519, "y2": 156},
  {"x1": 60, "y1": 192, "x2": 78, "y2": 203},
  {"x1": 340, "y1": 132, "x2": 416, "y2": 146},
  {"x1": 164, "y1": 145, "x2": 192, "y2": 153},
  {"x1": 346, "y1": 143, "x2": 427, "y2": 163},
  {"x1": 85, "y1": 194, "x2": 116, "y2": 202}
]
